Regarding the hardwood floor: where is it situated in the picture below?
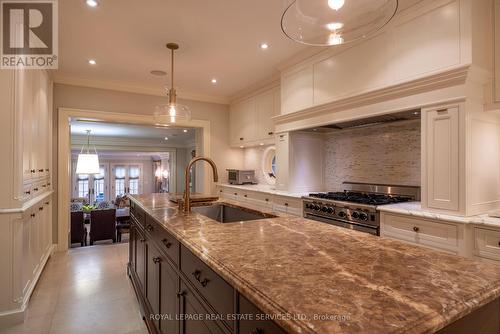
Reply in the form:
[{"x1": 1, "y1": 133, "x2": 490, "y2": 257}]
[{"x1": 4, "y1": 243, "x2": 148, "y2": 334}]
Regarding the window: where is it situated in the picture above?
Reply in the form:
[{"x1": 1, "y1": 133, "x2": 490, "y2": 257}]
[
  {"x1": 261, "y1": 146, "x2": 277, "y2": 186},
  {"x1": 77, "y1": 174, "x2": 89, "y2": 198},
  {"x1": 129, "y1": 166, "x2": 140, "y2": 195},
  {"x1": 93, "y1": 167, "x2": 105, "y2": 203},
  {"x1": 114, "y1": 166, "x2": 126, "y2": 197}
]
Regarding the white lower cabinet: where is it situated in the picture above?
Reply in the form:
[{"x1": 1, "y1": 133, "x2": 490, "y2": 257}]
[
  {"x1": 216, "y1": 185, "x2": 302, "y2": 217},
  {"x1": 474, "y1": 227, "x2": 500, "y2": 262},
  {"x1": 0, "y1": 196, "x2": 53, "y2": 328}
]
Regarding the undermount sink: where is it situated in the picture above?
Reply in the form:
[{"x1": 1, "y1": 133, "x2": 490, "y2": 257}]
[{"x1": 192, "y1": 203, "x2": 276, "y2": 223}]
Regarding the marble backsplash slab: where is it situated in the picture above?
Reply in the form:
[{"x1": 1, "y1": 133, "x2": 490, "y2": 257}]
[{"x1": 324, "y1": 120, "x2": 421, "y2": 191}]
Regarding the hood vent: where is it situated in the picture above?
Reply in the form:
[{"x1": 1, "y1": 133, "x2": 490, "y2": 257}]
[{"x1": 312, "y1": 109, "x2": 421, "y2": 131}]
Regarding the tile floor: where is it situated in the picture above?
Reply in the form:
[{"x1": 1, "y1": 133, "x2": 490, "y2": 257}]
[{"x1": 4, "y1": 243, "x2": 148, "y2": 334}]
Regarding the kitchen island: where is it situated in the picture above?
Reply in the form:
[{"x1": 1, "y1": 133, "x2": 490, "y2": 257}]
[{"x1": 128, "y1": 193, "x2": 500, "y2": 334}]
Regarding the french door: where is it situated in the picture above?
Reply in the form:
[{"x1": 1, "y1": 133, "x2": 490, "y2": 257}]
[
  {"x1": 110, "y1": 164, "x2": 143, "y2": 199},
  {"x1": 72, "y1": 163, "x2": 110, "y2": 204}
]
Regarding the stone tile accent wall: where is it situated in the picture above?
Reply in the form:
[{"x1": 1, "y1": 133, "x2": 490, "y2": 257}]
[{"x1": 324, "y1": 120, "x2": 421, "y2": 191}]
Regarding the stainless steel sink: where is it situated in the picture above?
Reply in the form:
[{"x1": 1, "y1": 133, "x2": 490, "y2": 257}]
[{"x1": 192, "y1": 203, "x2": 276, "y2": 223}]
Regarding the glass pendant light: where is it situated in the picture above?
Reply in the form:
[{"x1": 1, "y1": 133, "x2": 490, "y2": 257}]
[
  {"x1": 76, "y1": 130, "x2": 100, "y2": 174},
  {"x1": 154, "y1": 43, "x2": 192, "y2": 124},
  {"x1": 281, "y1": 0, "x2": 398, "y2": 46}
]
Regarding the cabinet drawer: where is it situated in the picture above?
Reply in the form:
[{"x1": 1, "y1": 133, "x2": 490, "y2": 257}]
[
  {"x1": 145, "y1": 216, "x2": 179, "y2": 266},
  {"x1": 383, "y1": 214, "x2": 459, "y2": 252},
  {"x1": 218, "y1": 186, "x2": 238, "y2": 200},
  {"x1": 474, "y1": 228, "x2": 500, "y2": 262},
  {"x1": 180, "y1": 245, "x2": 234, "y2": 329},
  {"x1": 272, "y1": 196, "x2": 302, "y2": 216},
  {"x1": 131, "y1": 203, "x2": 146, "y2": 227},
  {"x1": 244, "y1": 190, "x2": 272, "y2": 208},
  {"x1": 239, "y1": 295, "x2": 287, "y2": 334}
]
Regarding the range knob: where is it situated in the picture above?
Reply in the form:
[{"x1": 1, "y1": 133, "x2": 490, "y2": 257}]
[
  {"x1": 359, "y1": 212, "x2": 368, "y2": 221},
  {"x1": 305, "y1": 203, "x2": 311, "y2": 209},
  {"x1": 351, "y1": 211, "x2": 359, "y2": 219},
  {"x1": 327, "y1": 207, "x2": 334, "y2": 214},
  {"x1": 338, "y1": 211, "x2": 346, "y2": 218},
  {"x1": 321, "y1": 206, "x2": 328, "y2": 213}
]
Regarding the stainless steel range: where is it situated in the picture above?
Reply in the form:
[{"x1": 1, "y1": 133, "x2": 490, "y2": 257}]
[{"x1": 302, "y1": 182, "x2": 420, "y2": 236}]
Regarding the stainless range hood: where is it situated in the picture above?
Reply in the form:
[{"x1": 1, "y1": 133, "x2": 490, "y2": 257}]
[{"x1": 305, "y1": 109, "x2": 421, "y2": 132}]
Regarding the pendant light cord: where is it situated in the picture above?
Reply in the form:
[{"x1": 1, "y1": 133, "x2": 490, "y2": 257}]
[{"x1": 80, "y1": 130, "x2": 98, "y2": 155}]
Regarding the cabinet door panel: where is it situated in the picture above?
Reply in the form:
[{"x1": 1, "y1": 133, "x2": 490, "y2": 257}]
[
  {"x1": 136, "y1": 228, "x2": 147, "y2": 294},
  {"x1": 255, "y1": 90, "x2": 275, "y2": 140},
  {"x1": 147, "y1": 242, "x2": 161, "y2": 329},
  {"x1": 425, "y1": 107, "x2": 459, "y2": 211},
  {"x1": 179, "y1": 282, "x2": 224, "y2": 334},
  {"x1": 160, "y1": 259, "x2": 179, "y2": 334},
  {"x1": 239, "y1": 295, "x2": 287, "y2": 334}
]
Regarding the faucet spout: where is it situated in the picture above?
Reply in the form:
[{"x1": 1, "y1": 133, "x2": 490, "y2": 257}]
[{"x1": 183, "y1": 157, "x2": 218, "y2": 213}]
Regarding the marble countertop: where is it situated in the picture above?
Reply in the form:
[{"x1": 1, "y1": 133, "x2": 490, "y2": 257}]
[
  {"x1": 215, "y1": 183, "x2": 311, "y2": 199},
  {"x1": 131, "y1": 193, "x2": 500, "y2": 334},
  {"x1": 378, "y1": 202, "x2": 500, "y2": 228}
]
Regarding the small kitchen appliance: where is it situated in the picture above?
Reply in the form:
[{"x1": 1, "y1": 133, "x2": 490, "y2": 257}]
[
  {"x1": 227, "y1": 169, "x2": 257, "y2": 185},
  {"x1": 303, "y1": 182, "x2": 420, "y2": 236}
]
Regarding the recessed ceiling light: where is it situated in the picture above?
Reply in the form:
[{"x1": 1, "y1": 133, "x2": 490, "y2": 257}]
[
  {"x1": 86, "y1": 0, "x2": 98, "y2": 7},
  {"x1": 183, "y1": 129, "x2": 188, "y2": 133},
  {"x1": 211, "y1": 78, "x2": 217, "y2": 84},
  {"x1": 164, "y1": 137, "x2": 169, "y2": 140},
  {"x1": 326, "y1": 22, "x2": 344, "y2": 31},
  {"x1": 260, "y1": 43, "x2": 269, "y2": 50},
  {"x1": 240, "y1": 145, "x2": 245, "y2": 149},
  {"x1": 88, "y1": 59, "x2": 97, "y2": 65},
  {"x1": 150, "y1": 70, "x2": 167, "y2": 76},
  {"x1": 259, "y1": 143, "x2": 264, "y2": 146}
]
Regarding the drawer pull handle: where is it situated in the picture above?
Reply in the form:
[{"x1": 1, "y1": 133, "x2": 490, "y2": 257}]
[
  {"x1": 284, "y1": 203, "x2": 289, "y2": 206},
  {"x1": 192, "y1": 270, "x2": 202, "y2": 281},
  {"x1": 33, "y1": 188, "x2": 39, "y2": 192},
  {"x1": 25, "y1": 190, "x2": 31, "y2": 195},
  {"x1": 240, "y1": 137, "x2": 244, "y2": 141},
  {"x1": 200, "y1": 278, "x2": 210, "y2": 287},
  {"x1": 152, "y1": 257, "x2": 161, "y2": 264},
  {"x1": 162, "y1": 239, "x2": 172, "y2": 248},
  {"x1": 268, "y1": 131, "x2": 274, "y2": 135},
  {"x1": 177, "y1": 291, "x2": 186, "y2": 297},
  {"x1": 265, "y1": 198, "x2": 269, "y2": 202},
  {"x1": 45, "y1": 168, "x2": 49, "y2": 172},
  {"x1": 45, "y1": 202, "x2": 49, "y2": 205},
  {"x1": 140, "y1": 238, "x2": 146, "y2": 243},
  {"x1": 38, "y1": 169, "x2": 44, "y2": 172},
  {"x1": 244, "y1": 194, "x2": 248, "y2": 198},
  {"x1": 39, "y1": 207, "x2": 43, "y2": 211},
  {"x1": 30, "y1": 213, "x2": 35, "y2": 218},
  {"x1": 234, "y1": 193, "x2": 238, "y2": 196},
  {"x1": 219, "y1": 190, "x2": 222, "y2": 193},
  {"x1": 146, "y1": 225, "x2": 154, "y2": 232},
  {"x1": 31, "y1": 169, "x2": 36, "y2": 173},
  {"x1": 251, "y1": 329, "x2": 264, "y2": 334},
  {"x1": 413, "y1": 226, "x2": 420, "y2": 232}
]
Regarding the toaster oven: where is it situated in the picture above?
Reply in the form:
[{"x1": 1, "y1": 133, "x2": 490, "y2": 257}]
[{"x1": 227, "y1": 169, "x2": 257, "y2": 185}]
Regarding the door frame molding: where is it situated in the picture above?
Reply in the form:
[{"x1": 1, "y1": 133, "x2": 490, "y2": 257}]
[{"x1": 57, "y1": 107, "x2": 211, "y2": 251}]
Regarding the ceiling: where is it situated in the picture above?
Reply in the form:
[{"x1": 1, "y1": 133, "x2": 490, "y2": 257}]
[
  {"x1": 56, "y1": 0, "x2": 423, "y2": 104},
  {"x1": 71, "y1": 121, "x2": 196, "y2": 142},
  {"x1": 56, "y1": 0, "x2": 306, "y2": 103}
]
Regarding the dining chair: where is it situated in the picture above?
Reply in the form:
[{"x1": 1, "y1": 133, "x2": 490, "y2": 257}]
[
  {"x1": 71, "y1": 211, "x2": 87, "y2": 247},
  {"x1": 90, "y1": 209, "x2": 116, "y2": 245}
]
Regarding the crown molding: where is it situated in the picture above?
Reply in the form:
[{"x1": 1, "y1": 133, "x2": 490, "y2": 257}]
[{"x1": 52, "y1": 75, "x2": 230, "y2": 105}]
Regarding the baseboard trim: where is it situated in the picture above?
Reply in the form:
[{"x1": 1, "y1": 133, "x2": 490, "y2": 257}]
[{"x1": 0, "y1": 244, "x2": 56, "y2": 329}]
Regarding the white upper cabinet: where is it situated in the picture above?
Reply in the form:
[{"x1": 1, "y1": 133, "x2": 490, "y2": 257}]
[
  {"x1": 0, "y1": 69, "x2": 52, "y2": 208},
  {"x1": 230, "y1": 86, "x2": 279, "y2": 147},
  {"x1": 280, "y1": 0, "x2": 464, "y2": 116},
  {"x1": 281, "y1": 66, "x2": 313, "y2": 115}
]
